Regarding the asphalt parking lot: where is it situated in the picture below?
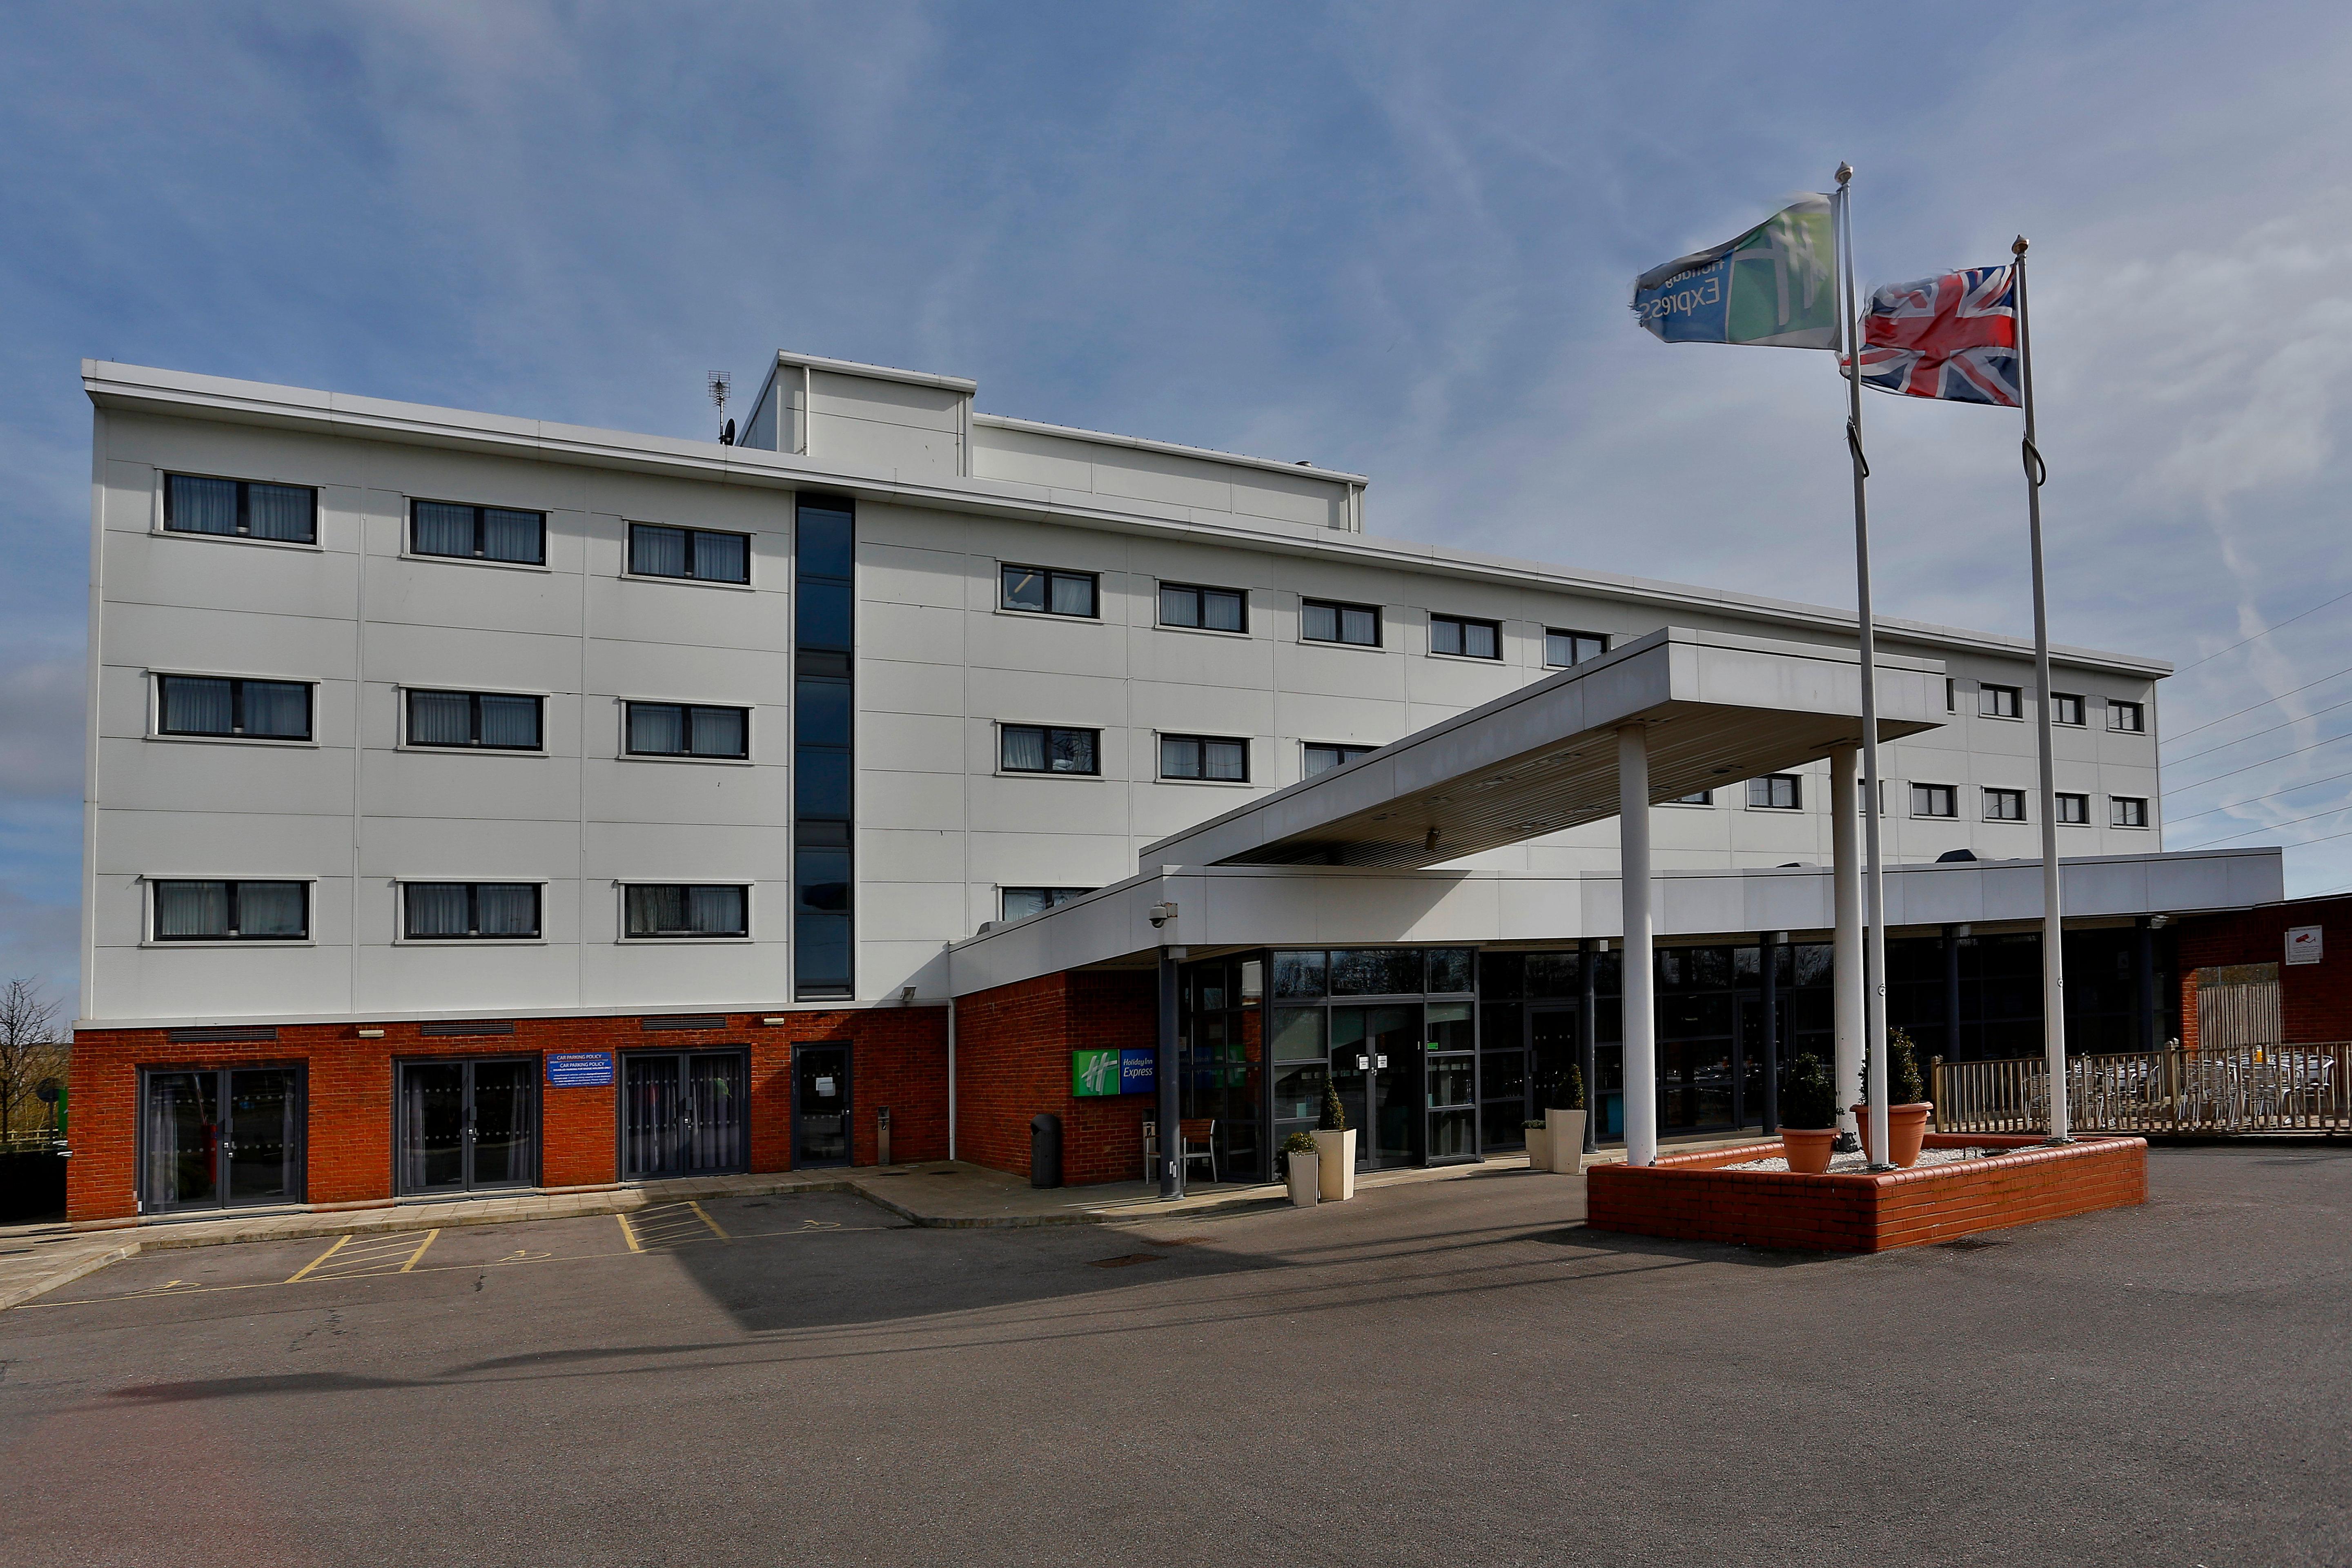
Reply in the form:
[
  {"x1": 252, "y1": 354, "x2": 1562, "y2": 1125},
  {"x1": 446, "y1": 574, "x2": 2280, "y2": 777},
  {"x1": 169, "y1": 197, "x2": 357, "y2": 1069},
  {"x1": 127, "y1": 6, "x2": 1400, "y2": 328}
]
[{"x1": 3, "y1": 1147, "x2": 2347, "y2": 1567}]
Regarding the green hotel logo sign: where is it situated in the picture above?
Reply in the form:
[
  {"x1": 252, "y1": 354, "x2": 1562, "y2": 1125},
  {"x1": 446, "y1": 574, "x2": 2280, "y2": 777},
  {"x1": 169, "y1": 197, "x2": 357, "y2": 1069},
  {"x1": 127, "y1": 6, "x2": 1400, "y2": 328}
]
[{"x1": 1073, "y1": 1049, "x2": 1122, "y2": 1097}]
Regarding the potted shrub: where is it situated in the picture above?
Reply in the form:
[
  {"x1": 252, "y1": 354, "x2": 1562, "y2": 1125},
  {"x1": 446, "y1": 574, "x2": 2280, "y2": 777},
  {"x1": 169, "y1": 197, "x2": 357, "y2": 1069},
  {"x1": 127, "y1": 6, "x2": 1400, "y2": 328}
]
[
  {"x1": 1852, "y1": 1027, "x2": 1934, "y2": 1168},
  {"x1": 1310, "y1": 1082, "x2": 1356, "y2": 1201},
  {"x1": 1548, "y1": 1063, "x2": 1588, "y2": 1175},
  {"x1": 1779, "y1": 1053, "x2": 1840, "y2": 1174},
  {"x1": 1283, "y1": 1131, "x2": 1321, "y2": 1208},
  {"x1": 1523, "y1": 1118, "x2": 1549, "y2": 1169}
]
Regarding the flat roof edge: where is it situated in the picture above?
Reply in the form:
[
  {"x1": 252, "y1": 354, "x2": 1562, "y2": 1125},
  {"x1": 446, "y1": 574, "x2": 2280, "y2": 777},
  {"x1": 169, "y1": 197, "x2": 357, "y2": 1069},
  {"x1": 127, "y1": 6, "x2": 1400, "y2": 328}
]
[
  {"x1": 973, "y1": 410, "x2": 1370, "y2": 485},
  {"x1": 775, "y1": 350, "x2": 977, "y2": 394}
]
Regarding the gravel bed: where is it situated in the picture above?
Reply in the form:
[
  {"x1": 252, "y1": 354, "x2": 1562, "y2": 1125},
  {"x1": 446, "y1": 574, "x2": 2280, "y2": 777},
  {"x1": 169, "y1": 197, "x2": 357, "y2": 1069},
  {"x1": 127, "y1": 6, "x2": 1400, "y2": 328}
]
[{"x1": 1722, "y1": 1145, "x2": 1996, "y2": 1174}]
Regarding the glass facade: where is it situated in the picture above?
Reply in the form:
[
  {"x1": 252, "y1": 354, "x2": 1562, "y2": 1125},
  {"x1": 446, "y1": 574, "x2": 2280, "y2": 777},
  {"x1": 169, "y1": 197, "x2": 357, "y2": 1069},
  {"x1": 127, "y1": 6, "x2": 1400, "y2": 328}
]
[{"x1": 794, "y1": 494, "x2": 855, "y2": 999}]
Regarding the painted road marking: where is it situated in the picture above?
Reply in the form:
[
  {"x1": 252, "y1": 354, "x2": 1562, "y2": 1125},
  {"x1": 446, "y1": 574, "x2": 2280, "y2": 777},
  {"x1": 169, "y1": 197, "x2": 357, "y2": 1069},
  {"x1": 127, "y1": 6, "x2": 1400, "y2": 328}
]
[
  {"x1": 690, "y1": 1201, "x2": 729, "y2": 1241},
  {"x1": 623, "y1": 1201, "x2": 731, "y2": 1249},
  {"x1": 398, "y1": 1229, "x2": 439, "y2": 1272},
  {"x1": 286, "y1": 1234, "x2": 352, "y2": 1283},
  {"x1": 617, "y1": 1212, "x2": 642, "y2": 1253}
]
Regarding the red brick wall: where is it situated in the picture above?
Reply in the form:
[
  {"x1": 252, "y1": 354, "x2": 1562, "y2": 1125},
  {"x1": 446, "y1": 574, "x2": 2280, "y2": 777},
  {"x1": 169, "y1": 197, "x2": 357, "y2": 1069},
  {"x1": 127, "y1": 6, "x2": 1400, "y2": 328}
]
[
  {"x1": 2174, "y1": 896, "x2": 2352, "y2": 1050},
  {"x1": 953, "y1": 968, "x2": 1157, "y2": 1186},
  {"x1": 68, "y1": 1007, "x2": 947, "y2": 1223}
]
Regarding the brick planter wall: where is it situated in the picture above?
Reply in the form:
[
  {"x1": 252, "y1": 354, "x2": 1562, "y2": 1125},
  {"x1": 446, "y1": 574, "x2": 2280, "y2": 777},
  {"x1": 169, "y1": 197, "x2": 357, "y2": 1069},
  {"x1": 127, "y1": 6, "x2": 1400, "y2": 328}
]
[
  {"x1": 1585, "y1": 1133, "x2": 2148, "y2": 1253},
  {"x1": 953, "y1": 968, "x2": 1156, "y2": 1185},
  {"x1": 68, "y1": 1006, "x2": 947, "y2": 1225}
]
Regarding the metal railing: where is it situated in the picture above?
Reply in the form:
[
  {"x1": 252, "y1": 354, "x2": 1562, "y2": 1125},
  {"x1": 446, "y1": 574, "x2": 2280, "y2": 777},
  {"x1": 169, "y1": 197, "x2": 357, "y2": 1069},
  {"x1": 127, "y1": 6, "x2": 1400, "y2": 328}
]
[{"x1": 1935, "y1": 1044, "x2": 2352, "y2": 1136}]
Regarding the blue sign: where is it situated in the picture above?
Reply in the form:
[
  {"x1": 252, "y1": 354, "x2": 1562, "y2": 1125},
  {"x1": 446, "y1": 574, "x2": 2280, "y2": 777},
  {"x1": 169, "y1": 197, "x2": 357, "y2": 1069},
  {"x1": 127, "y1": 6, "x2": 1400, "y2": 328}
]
[
  {"x1": 1118, "y1": 1049, "x2": 1156, "y2": 1096},
  {"x1": 546, "y1": 1051, "x2": 614, "y2": 1088}
]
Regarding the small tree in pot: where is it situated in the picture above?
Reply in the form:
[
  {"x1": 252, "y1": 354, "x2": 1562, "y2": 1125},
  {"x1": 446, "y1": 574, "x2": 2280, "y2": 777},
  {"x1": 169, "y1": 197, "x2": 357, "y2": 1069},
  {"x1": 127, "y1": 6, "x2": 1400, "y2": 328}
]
[
  {"x1": 1853, "y1": 1027, "x2": 1934, "y2": 1168},
  {"x1": 1779, "y1": 1052, "x2": 1840, "y2": 1174},
  {"x1": 1311, "y1": 1080, "x2": 1356, "y2": 1202},
  {"x1": 1283, "y1": 1130, "x2": 1321, "y2": 1207}
]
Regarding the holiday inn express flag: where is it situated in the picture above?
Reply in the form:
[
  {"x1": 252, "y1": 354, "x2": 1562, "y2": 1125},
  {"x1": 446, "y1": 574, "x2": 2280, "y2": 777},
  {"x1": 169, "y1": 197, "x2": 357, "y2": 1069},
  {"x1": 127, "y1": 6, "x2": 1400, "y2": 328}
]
[
  {"x1": 1631, "y1": 196, "x2": 1838, "y2": 348},
  {"x1": 1850, "y1": 265, "x2": 2021, "y2": 405}
]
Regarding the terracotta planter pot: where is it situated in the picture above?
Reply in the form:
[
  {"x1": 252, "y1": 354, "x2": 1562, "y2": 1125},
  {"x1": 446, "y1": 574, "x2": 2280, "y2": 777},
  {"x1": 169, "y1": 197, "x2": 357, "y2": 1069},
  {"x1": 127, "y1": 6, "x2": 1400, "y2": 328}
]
[
  {"x1": 1780, "y1": 1127, "x2": 1838, "y2": 1174},
  {"x1": 1851, "y1": 1102, "x2": 1935, "y2": 1168}
]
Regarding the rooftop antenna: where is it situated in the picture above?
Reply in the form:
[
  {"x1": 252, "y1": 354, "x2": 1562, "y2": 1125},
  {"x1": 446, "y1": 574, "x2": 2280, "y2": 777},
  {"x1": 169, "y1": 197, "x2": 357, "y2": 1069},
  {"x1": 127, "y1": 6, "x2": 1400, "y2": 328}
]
[{"x1": 709, "y1": 370, "x2": 734, "y2": 445}]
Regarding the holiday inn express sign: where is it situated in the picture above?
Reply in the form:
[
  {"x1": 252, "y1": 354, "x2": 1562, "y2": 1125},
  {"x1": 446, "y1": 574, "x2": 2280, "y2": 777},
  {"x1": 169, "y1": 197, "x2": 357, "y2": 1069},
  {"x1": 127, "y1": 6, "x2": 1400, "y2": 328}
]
[{"x1": 1073, "y1": 1049, "x2": 1156, "y2": 1097}]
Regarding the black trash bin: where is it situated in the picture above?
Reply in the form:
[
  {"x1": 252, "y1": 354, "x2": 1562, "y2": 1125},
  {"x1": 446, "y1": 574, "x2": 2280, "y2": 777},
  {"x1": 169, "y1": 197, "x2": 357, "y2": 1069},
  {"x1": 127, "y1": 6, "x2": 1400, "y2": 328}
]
[{"x1": 1030, "y1": 1112, "x2": 1064, "y2": 1189}]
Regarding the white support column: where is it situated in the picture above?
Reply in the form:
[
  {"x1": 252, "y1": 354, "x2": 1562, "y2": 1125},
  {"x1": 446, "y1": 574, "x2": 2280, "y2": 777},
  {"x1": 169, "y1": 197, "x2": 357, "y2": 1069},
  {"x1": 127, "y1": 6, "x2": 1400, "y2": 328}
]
[
  {"x1": 1618, "y1": 724, "x2": 1657, "y2": 1168},
  {"x1": 1831, "y1": 748, "x2": 1863, "y2": 1149}
]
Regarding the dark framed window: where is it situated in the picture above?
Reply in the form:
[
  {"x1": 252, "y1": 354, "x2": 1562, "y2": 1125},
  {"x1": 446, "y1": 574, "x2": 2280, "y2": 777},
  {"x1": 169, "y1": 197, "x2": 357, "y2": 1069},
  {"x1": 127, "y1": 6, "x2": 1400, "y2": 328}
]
[
  {"x1": 1669, "y1": 790, "x2": 1713, "y2": 806},
  {"x1": 1159, "y1": 582, "x2": 1246, "y2": 633},
  {"x1": 1546, "y1": 629, "x2": 1607, "y2": 668},
  {"x1": 2056, "y1": 791, "x2": 2090, "y2": 824},
  {"x1": 153, "y1": 880, "x2": 308, "y2": 941},
  {"x1": 1304, "y1": 743, "x2": 1374, "y2": 778},
  {"x1": 624, "y1": 884, "x2": 748, "y2": 938},
  {"x1": 403, "y1": 883, "x2": 542, "y2": 940},
  {"x1": 1984, "y1": 787, "x2": 2026, "y2": 822},
  {"x1": 411, "y1": 500, "x2": 545, "y2": 565},
  {"x1": 795, "y1": 493, "x2": 855, "y2": 1000},
  {"x1": 164, "y1": 473, "x2": 316, "y2": 543},
  {"x1": 1980, "y1": 684, "x2": 2022, "y2": 719},
  {"x1": 628, "y1": 523, "x2": 750, "y2": 584},
  {"x1": 1301, "y1": 598, "x2": 1379, "y2": 646},
  {"x1": 1911, "y1": 783, "x2": 1956, "y2": 818},
  {"x1": 1747, "y1": 775, "x2": 1801, "y2": 810},
  {"x1": 1429, "y1": 614, "x2": 1500, "y2": 659},
  {"x1": 1001, "y1": 725, "x2": 1099, "y2": 775},
  {"x1": 156, "y1": 675, "x2": 311, "y2": 741},
  {"x1": 2108, "y1": 700, "x2": 2146, "y2": 733},
  {"x1": 1944, "y1": 678, "x2": 1958, "y2": 713},
  {"x1": 1160, "y1": 733, "x2": 1249, "y2": 782},
  {"x1": 1001, "y1": 887, "x2": 1092, "y2": 921},
  {"x1": 1001, "y1": 564, "x2": 1097, "y2": 617},
  {"x1": 624, "y1": 702, "x2": 748, "y2": 759},
  {"x1": 2052, "y1": 693, "x2": 2086, "y2": 726},
  {"x1": 2110, "y1": 796, "x2": 2148, "y2": 828},
  {"x1": 405, "y1": 690, "x2": 543, "y2": 750}
]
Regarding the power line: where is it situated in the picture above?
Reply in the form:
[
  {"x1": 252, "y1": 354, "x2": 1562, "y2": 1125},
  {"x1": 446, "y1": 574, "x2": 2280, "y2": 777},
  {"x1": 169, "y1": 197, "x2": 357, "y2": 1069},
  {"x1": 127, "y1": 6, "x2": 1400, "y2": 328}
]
[
  {"x1": 2164, "y1": 730, "x2": 2352, "y2": 797},
  {"x1": 2179, "y1": 800, "x2": 2352, "y2": 850},
  {"x1": 2189, "y1": 820, "x2": 2352, "y2": 859},
  {"x1": 2166, "y1": 693, "x2": 2352, "y2": 769},
  {"x1": 2163, "y1": 660, "x2": 2352, "y2": 746},
  {"x1": 2173, "y1": 586, "x2": 2352, "y2": 674},
  {"x1": 2167, "y1": 764, "x2": 2352, "y2": 826}
]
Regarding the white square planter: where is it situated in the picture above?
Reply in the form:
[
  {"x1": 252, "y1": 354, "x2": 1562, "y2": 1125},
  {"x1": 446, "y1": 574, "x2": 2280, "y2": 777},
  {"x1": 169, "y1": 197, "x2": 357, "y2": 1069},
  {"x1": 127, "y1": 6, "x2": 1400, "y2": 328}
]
[
  {"x1": 1311, "y1": 1129, "x2": 1357, "y2": 1200},
  {"x1": 1523, "y1": 1127, "x2": 1548, "y2": 1167},
  {"x1": 1286, "y1": 1151, "x2": 1321, "y2": 1207},
  {"x1": 1548, "y1": 1109, "x2": 1587, "y2": 1174}
]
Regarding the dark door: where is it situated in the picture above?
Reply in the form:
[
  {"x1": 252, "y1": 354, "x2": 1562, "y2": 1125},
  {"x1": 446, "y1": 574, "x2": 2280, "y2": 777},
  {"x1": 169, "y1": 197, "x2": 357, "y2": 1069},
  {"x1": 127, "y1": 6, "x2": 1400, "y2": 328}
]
[
  {"x1": 793, "y1": 1044, "x2": 852, "y2": 1167},
  {"x1": 141, "y1": 1067, "x2": 303, "y2": 1213},
  {"x1": 1424, "y1": 1001, "x2": 1477, "y2": 1162},
  {"x1": 1734, "y1": 994, "x2": 1795, "y2": 1128},
  {"x1": 398, "y1": 1059, "x2": 537, "y2": 1194},
  {"x1": 1330, "y1": 1005, "x2": 1420, "y2": 1169},
  {"x1": 1528, "y1": 1007, "x2": 1580, "y2": 1114},
  {"x1": 622, "y1": 1050, "x2": 749, "y2": 1179}
]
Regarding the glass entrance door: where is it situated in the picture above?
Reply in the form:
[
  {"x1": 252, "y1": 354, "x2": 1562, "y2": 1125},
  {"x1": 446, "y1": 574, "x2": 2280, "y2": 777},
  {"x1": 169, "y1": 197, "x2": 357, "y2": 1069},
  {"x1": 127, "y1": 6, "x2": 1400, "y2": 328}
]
[
  {"x1": 1734, "y1": 994, "x2": 1794, "y2": 1128},
  {"x1": 1330, "y1": 1005, "x2": 1419, "y2": 1169},
  {"x1": 792, "y1": 1044, "x2": 851, "y2": 1167},
  {"x1": 1424, "y1": 1001, "x2": 1477, "y2": 1162},
  {"x1": 141, "y1": 1067, "x2": 303, "y2": 1213},
  {"x1": 622, "y1": 1050, "x2": 749, "y2": 1179},
  {"x1": 398, "y1": 1059, "x2": 537, "y2": 1194}
]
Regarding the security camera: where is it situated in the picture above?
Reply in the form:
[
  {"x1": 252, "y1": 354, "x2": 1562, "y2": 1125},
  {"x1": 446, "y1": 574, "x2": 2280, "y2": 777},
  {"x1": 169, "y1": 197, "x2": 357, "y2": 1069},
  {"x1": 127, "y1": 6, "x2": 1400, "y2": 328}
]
[{"x1": 1149, "y1": 901, "x2": 1178, "y2": 928}]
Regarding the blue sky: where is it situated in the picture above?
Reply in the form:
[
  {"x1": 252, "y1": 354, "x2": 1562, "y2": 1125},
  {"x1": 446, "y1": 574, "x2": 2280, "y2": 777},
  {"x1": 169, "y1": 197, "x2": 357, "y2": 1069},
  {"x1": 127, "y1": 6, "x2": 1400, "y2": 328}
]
[{"x1": 4, "y1": 2, "x2": 2350, "y2": 1006}]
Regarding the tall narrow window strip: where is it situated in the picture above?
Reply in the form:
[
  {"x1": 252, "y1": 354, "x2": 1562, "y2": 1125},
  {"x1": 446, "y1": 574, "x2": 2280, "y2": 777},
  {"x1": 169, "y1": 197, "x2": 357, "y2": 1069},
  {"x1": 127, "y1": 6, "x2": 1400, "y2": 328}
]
[{"x1": 794, "y1": 494, "x2": 856, "y2": 998}]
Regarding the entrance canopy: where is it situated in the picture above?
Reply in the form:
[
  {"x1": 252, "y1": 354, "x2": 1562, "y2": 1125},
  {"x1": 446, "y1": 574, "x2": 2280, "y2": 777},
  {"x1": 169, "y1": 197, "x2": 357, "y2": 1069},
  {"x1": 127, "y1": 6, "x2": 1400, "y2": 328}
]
[{"x1": 1141, "y1": 626, "x2": 1947, "y2": 871}]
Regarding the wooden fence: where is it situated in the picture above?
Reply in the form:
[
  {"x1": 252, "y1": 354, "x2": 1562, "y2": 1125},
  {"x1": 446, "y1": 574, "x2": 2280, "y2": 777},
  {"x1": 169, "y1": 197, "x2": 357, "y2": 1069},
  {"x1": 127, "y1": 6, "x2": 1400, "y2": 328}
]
[{"x1": 1935, "y1": 1043, "x2": 2352, "y2": 1136}]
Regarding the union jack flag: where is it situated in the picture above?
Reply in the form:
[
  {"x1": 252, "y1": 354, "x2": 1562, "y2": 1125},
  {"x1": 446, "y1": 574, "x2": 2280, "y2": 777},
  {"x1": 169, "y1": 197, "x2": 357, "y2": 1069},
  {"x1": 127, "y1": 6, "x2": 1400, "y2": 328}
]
[{"x1": 1849, "y1": 265, "x2": 2020, "y2": 406}]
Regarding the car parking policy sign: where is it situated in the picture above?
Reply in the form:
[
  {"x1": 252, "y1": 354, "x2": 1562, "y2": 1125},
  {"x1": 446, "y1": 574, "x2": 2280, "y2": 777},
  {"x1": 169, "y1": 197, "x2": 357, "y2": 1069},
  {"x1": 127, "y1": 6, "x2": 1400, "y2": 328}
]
[{"x1": 2287, "y1": 926, "x2": 2323, "y2": 966}]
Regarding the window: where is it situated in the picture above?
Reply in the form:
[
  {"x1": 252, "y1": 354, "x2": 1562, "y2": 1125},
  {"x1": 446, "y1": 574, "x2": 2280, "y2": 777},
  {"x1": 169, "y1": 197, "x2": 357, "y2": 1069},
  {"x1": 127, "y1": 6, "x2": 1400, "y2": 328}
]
[
  {"x1": 2111, "y1": 796, "x2": 2149, "y2": 828},
  {"x1": 1747, "y1": 775, "x2": 1802, "y2": 810},
  {"x1": 1301, "y1": 598, "x2": 1380, "y2": 646},
  {"x1": 1000, "y1": 887, "x2": 1092, "y2": 921},
  {"x1": 1984, "y1": 788, "x2": 2026, "y2": 822},
  {"x1": 1160, "y1": 734, "x2": 1249, "y2": 782},
  {"x1": 1545, "y1": 629, "x2": 1608, "y2": 668},
  {"x1": 1429, "y1": 614, "x2": 1500, "y2": 659},
  {"x1": 164, "y1": 473, "x2": 316, "y2": 544},
  {"x1": 1980, "y1": 684, "x2": 2022, "y2": 719},
  {"x1": 2056, "y1": 791, "x2": 2089, "y2": 824},
  {"x1": 405, "y1": 690, "x2": 543, "y2": 750},
  {"x1": 2108, "y1": 700, "x2": 2146, "y2": 733},
  {"x1": 1945, "y1": 678, "x2": 1958, "y2": 713},
  {"x1": 795, "y1": 494, "x2": 855, "y2": 1000},
  {"x1": 2052, "y1": 693, "x2": 2086, "y2": 726},
  {"x1": 152, "y1": 880, "x2": 308, "y2": 941},
  {"x1": 403, "y1": 883, "x2": 541, "y2": 940},
  {"x1": 1911, "y1": 784, "x2": 1956, "y2": 818},
  {"x1": 156, "y1": 675, "x2": 311, "y2": 741},
  {"x1": 624, "y1": 702, "x2": 748, "y2": 759},
  {"x1": 1304, "y1": 743, "x2": 1374, "y2": 778},
  {"x1": 628, "y1": 523, "x2": 750, "y2": 584},
  {"x1": 411, "y1": 500, "x2": 545, "y2": 565},
  {"x1": 1670, "y1": 790, "x2": 1713, "y2": 806},
  {"x1": 1001, "y1": 564, "x2": 1097, "y2": 617},
  {"x1": 1159, "y1": 583, "x2": 1246, "y2": 633},
  {"x1": 1001, "y1": 725, "x2": 1099, "y2": 775},
  {"x1": 624, "y1": 884, "x2": 748, "y2": 938}
]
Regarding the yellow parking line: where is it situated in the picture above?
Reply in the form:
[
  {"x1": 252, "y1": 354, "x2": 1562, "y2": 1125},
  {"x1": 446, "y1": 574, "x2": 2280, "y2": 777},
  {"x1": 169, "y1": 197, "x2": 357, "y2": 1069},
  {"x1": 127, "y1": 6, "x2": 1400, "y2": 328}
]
[
  {"x1": 617, "y1": 1212, "x2": 643, "y2": 1253},
  {"x1": 398, "y1": 1229, "x2": 439, "y2": 1273},
  {"x1": 285, "y1": 1233, "x2": 352, "y2": 1283},
  {"x1": 689, "y1": 1201, "x2": 729, "y2": 1241}
]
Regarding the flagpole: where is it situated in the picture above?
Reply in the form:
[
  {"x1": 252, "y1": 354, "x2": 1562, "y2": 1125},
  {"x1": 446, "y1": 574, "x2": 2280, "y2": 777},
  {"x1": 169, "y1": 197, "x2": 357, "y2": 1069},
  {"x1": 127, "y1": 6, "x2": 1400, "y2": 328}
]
[
  {"x1": 2013, "y1": 234, "x2": 2071, "y2": 1143},
  {"x1": 1837, "y1": 163, "x2": 1893, "y2": 1169}
]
